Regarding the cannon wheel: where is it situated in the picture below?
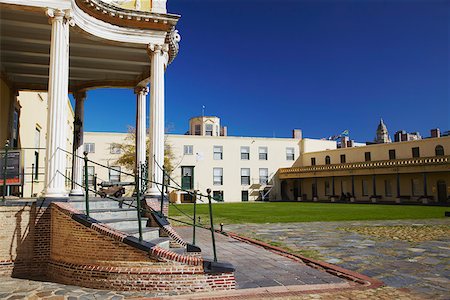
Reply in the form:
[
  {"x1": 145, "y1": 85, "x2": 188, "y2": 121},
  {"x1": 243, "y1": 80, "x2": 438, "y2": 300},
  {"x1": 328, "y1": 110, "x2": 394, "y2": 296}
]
[{"x1": 114, "y1": 190, "x2": 123, "y2": 198}]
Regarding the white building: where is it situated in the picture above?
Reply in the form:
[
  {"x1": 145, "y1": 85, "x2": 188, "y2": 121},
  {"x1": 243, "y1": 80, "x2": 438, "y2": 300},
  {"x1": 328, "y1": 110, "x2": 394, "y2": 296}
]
[{"x1": 84, "y1": 116, "x2": 335, "y2": 202}]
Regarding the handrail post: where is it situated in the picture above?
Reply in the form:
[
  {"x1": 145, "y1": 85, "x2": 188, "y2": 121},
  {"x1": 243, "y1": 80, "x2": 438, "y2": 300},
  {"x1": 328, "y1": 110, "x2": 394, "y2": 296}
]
[
  {"x1": 31, "y1": 163, "x2": 34, "y2": 198},
  {"x1": 83, "y1": 151, "x2": 89, "y2": 217},
  {"x1": 160, "y1": 166, "x2": 165, "y2": 216},
  {"x1": 192, "y1": 190, "x2": 197, "y2": 245},
  {"x1": 2, "y1": 140, "x2": 9, "y2": 202},
  {"x1": 136, "y1": 163, "x2": 143, "y2": 242},
  {"x1": 207, "y1": 189, "x2": 217, "y2": 262}
]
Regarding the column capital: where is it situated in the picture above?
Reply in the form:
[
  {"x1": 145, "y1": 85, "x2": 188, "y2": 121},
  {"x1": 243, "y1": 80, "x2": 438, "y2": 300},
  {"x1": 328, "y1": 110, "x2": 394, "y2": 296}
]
[
  {"x1": 134, "y1": 86, "x2": 149, "y2": 95},
  {"x1": 46, "y1": 8, "x2": 75, "y2": 26},
  {"x1": 147, "y1": 43, "x2": 169, "y2": 55},
  {"x1": 73, "y1": 90, "x2": 87, "y2": 102}
]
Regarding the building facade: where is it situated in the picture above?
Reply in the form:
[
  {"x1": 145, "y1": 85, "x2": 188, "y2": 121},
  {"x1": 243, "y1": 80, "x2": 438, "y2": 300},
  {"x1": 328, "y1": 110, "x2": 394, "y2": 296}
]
[
  {"x1": 83, "y1": 116, "x2": 304, "y2": 202},
  {"x1": 279, "y1": 136, "x2": 450, "y2": 204}
]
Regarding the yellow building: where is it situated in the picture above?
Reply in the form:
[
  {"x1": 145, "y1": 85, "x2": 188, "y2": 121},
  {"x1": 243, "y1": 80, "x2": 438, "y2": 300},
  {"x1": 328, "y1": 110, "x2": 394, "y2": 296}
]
[{"x1": 279, "y1": 136, "x2": 450, "y2": 204}]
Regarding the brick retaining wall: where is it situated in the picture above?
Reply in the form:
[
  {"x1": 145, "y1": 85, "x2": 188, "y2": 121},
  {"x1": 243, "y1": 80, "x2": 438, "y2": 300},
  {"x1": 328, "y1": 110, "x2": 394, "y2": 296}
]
[
  {"x1": 0, "y1": 201, "x2": 235, "y2": 294},
  {"x1": 0, "y1": 202, "x2": 50, "y2": 278}
]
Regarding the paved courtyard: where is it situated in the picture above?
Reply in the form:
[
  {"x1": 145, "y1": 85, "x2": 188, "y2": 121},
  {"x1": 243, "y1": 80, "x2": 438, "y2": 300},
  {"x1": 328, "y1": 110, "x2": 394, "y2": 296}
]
[{"x1": 225, "y1": 218, "x2": 450, "y2": 300}]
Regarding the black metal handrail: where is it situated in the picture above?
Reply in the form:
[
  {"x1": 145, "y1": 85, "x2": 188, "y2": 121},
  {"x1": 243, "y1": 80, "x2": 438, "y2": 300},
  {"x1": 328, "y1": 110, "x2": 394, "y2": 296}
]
[{"x1": 57, "y1": 147, "x2": 219, "y2": 262}]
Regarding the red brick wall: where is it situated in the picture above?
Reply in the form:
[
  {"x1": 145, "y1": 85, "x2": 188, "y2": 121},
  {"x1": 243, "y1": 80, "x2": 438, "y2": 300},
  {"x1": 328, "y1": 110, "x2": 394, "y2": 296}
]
[
  {"x1": 0, "y1": 201, "x2": 235, "y2": 294},
  {"x1": 48, "y1": 202, "x2": 235, "y2": 293},
  {"x1": 0, "y1": 202, "x2": 50, "y2": 279}
]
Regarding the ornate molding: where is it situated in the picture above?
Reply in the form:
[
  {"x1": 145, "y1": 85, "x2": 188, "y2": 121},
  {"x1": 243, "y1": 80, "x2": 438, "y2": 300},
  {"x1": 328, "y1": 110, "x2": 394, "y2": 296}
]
[
  {"x1": 75, "y1": 0, "x2": 179, "y2": 30},
  {"x1": 166, "y1": 27, "x2": 181, "y2": 64}
]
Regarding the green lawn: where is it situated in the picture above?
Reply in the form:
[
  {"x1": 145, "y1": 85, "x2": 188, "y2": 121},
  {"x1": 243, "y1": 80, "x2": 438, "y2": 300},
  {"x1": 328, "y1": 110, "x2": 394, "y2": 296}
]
[{"x1": 169, "y1": 202, "x2": 448, "y2": 226}]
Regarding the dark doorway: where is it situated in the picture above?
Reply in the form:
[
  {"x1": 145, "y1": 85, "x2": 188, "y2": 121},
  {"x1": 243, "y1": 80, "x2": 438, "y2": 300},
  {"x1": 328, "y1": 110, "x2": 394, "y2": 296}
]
[
  {"x1": 181, "y1": 166, "x2": 194, "y2": 190},
  {"x1": 281, "y1": 180, "x2": 289, "y2": 200},
  {"x1": 437, "y1": 180, "x2": 447, "y2": 203}
]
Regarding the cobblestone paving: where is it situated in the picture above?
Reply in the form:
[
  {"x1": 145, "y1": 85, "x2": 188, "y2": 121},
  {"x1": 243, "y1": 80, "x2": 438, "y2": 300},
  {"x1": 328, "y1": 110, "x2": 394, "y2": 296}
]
[
  {"x1": 0, "y1": 227, "x2": 345, "y2": 299},
  {"x1": 225, "y1": 219, "x2": 450, "y2": 300},
  {"x1": 175, "y1": 227, "x2": 345, "y2": 289}
]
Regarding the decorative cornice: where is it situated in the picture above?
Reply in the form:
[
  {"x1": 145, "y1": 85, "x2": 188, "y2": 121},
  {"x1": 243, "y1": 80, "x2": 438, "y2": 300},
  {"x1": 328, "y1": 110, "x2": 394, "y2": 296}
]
[
  {"x1": 75, "y1": 0, "x2": 179, "y2": 30},
  {"x1": 280, "y1": 155, "x2": 450, "y2": 176}
]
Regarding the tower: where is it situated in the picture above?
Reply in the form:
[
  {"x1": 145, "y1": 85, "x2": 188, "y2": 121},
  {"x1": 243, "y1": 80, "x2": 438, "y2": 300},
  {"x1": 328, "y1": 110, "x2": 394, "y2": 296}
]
[{"x1": 375, "y1": 118, "x2": 391, "y2": 143}]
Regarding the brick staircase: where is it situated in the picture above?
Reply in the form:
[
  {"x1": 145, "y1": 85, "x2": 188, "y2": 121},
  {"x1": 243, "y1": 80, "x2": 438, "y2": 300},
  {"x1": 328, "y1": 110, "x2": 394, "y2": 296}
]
[{"x1": 69, "y1": 197, "x2": 171, "y2": 249}]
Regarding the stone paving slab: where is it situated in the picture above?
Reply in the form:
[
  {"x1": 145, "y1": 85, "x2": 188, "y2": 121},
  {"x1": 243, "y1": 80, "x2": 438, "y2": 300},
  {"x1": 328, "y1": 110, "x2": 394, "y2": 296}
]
[
  {"x1": 225, "y1": 219, "x2": 450, "y2": 300},
  {"x1": 174, "y1": 227, "x2": 346, "y2": 289}
]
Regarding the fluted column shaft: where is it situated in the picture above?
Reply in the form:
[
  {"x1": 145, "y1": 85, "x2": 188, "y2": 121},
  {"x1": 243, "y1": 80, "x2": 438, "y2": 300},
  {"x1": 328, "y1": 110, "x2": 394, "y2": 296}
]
[
  {"x1": 70, "y1": 92, "x2": 86, "y2": 196},
  {"x1": 44, "y1": 8, "x2": 72, "y2": 198},
  {"x1": 147, "y1": 44, "x2": 168, "y2": 195},
  {"x1": 135, "y1": 86, "x2": 148, "y2": 191}
]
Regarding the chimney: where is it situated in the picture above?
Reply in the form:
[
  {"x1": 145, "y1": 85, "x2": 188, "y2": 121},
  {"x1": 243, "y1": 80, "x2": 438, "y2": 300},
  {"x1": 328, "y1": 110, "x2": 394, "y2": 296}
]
[
  {"x1": 431, "y1": 128, "x2": 440, "y2": 138},
  {"x1": 292, "y1": 129, "x2": 302, "y2": 139},
  {"x1": 340, "y1": 136, "x2": 349, "y2": 148},
  {"x1": 220, "y1": 126, "x2": 228, "y2": 136}
]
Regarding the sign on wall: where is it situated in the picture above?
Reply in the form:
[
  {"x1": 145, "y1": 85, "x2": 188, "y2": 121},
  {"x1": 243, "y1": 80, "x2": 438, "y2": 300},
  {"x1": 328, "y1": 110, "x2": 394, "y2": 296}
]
[{"x1": 0, "y1": 151, "x2": 22, "y2": 185}]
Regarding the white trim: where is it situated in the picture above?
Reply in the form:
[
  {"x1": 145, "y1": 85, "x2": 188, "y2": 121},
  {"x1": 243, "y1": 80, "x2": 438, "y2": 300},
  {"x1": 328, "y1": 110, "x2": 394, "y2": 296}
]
[{"x1": 71, "y1": 0, "x2": 166, "y2": 46}]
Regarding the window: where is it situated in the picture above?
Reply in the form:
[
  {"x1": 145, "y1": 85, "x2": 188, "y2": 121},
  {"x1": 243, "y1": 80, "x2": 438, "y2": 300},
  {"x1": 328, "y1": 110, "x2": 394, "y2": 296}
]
[
  {"x1": 34, "y1": 127, "x2": 40, "y2": 180},
  {"x1": 364, "y1": 152, "x2": 371, "y2": 162},
  {"x1": 213, "y1": 191, "x2": 224, "y2": 201},
  {"x1": 286, "y1": 147, "x2": 295, "y2": 160},
  {"x1": 311, "y1": 157, "x2": 316, "y2": 166},
  {"x1": 184, "y1": 145, "x2": 193, "y2": 155},
  {"x1": 241, "y1": 190, "x2": 249, "y2": 202},
  {"x1": 11, "y1": 109, "x2": 19, "y2": 148},
  {"x1": 325, "y1": 180, "x2": 331, "y2": 195},
  {"x1": 205, "y1": 124, "x2": 213, "y2": 136},
  {"x1": 412, "y1": 147, "x2": 420, "y2": 158},
  {"x1": 411, "y1": 178, "x2": 421, "y2": 196},
  {"x1": 259, "y1": 147, "x2": 268, "y2": 160},
  {"x1": 110, "y1": 143, "x2": 121, "y2": 154},
  {"x1": 84, "y1": 143, "x2": 95, "y2": 153},
  {"x1": 194, "y1": 124, "x2": 201, "y2": 135},
  {"x1": 109, "y1": 166, "x2": 121, "y2": 183},
  {"x1": 259, "y1": 168, "x2": 268, "y2": 185},
  {"x1": 213, "y1": 146, "x2": 223, "y2": 160},
  {"x1": 213, "y1": 168, "x2": 223, "y2": 185},
  {"x1": 181, "y1": 166, "x2": 194, "y2": 189},
  {"x1": 389, "y1": 149, "x2": 396, "y2": 160},
  {"x1": 83, "y1": 166, "x2": 95, "y2": 186},
  {"x1": 241, "y1": 168, "x2": 250, "y2": 185},
  {"x1": 340, "y1": 154, "x2": 346, "y2": 163},
  {"x1": 435, "y1": 145, "x2": 444, "y2": 156},
  {"x1": 325, "y1": 155, "x2": 331, "y2": 165},
  {"x1": 384, "y1": 180, "x2": 392, "y2": 197},
  {"x1": 241, "y1": 146, "x2": 250, "y2": 160},
  {"x1": 362, "y1": 180, "x2": 369, "y2": 196}
]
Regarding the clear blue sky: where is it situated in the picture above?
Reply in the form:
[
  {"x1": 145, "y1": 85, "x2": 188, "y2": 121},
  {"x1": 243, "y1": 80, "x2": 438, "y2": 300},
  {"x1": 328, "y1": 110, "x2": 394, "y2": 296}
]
[{"x1": 79, "y1": 0, "x2": 449, "y2": 142}]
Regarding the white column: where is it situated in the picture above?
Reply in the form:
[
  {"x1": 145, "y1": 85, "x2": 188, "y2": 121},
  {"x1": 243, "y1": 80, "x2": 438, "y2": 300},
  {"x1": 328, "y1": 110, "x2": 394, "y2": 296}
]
[
  {"x1": 44, "y1": 8, "x2": 72, "y2": 198},
  {"x1": 146, "y1": 44, "x2": 168, "y2": 196},
  {"x1": 135, "y1": 86, "x2": 148, "y2": 190},
  {"x1": 70, "y1": 91, "x2": 86, "y2": 196}
]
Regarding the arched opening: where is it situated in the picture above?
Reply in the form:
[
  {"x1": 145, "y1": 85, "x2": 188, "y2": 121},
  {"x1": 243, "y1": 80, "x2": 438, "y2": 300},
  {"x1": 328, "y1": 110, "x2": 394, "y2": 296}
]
[
  {"x1": 435, "y1": 145, "x2": 444, "y2": 156},
  {"x1": 325, "y1": 155, "x2": 331, "y2": 165}
]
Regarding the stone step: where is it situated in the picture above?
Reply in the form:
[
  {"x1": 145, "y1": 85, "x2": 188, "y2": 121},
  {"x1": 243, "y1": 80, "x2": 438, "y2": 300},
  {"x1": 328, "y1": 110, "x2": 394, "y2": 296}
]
[
  {"x1": 82, "y1": 208, "x2": 139, "y2": 220},
  {"x1": 99, "y1": 217, "x2": 149, "y2": 231},
  {"x1": 148, "y1": 237, "x2": 170, "y2": 249},
  {"x1": 122, "y1": 227, "x2": 161, "y2": 241},
  {"x1": 69, "y1": 198, "x2": 132, "y2": 210}
]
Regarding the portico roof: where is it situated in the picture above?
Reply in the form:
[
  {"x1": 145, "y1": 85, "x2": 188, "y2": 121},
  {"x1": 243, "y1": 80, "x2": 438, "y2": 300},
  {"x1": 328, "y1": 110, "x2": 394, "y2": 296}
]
[{"x1": 0, "y1": 1, "x2": 180, "y2": 92}]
